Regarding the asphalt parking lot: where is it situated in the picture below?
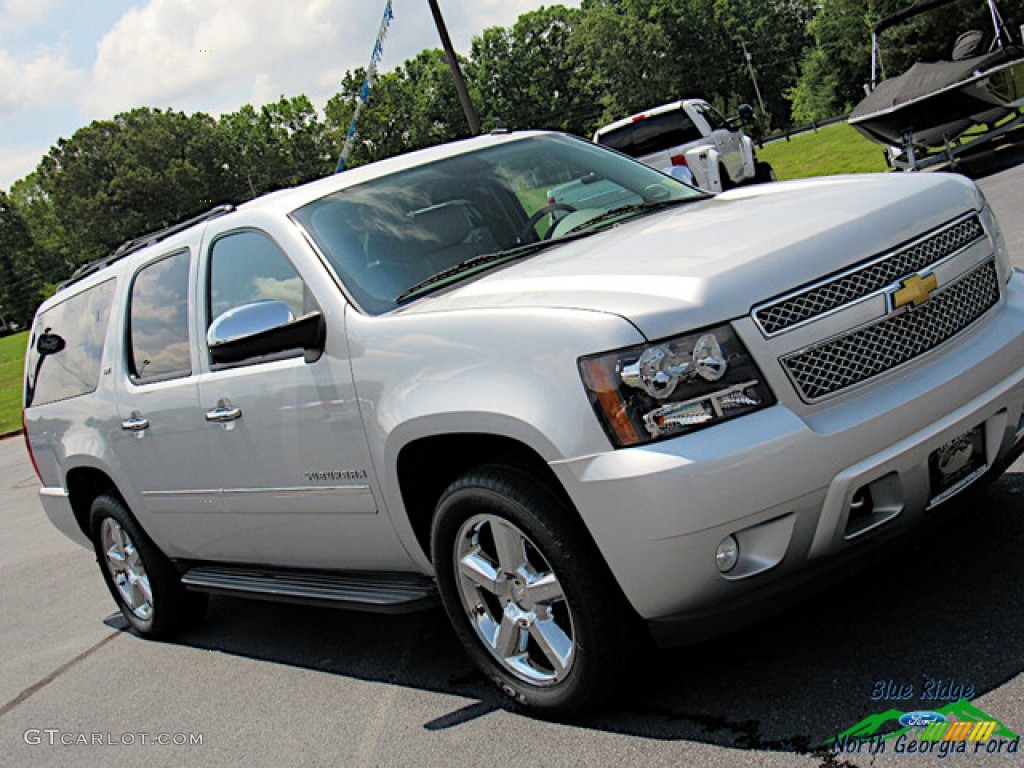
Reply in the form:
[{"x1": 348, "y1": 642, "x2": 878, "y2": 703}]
[{"x1": 2, "y1": 155, "x2": 1024, "y2": 768}]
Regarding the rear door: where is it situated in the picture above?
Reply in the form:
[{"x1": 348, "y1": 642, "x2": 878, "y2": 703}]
[{"x1": 110, "y1": 247, "x2": 219, "y2": 553}]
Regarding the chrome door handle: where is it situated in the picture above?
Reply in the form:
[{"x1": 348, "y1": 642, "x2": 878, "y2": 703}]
[
  {"x1": 205, "y1": 406, "x2": 242, "y2": 423},
  {"x1": 120, "y1": 416, "x2": 150, "y2": 432}
]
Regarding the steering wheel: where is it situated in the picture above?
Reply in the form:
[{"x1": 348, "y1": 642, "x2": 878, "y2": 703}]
[{"x1": 518, "y1": 203, "x2": 577, "y2": 242}]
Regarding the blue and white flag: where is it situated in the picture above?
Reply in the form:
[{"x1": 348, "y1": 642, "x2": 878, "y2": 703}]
[{"x1": 337, "y1": 0, "x2": 394, "y2": 172}]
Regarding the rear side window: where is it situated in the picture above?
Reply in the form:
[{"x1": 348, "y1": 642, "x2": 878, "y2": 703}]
[
  {"x1": 128, "y1": 250, "x2": 192, "y2": 383},
  {"x1": 25, "y1": 279, "x2": 117, "y2": 407},
  {"x1": 597, "y1": 110, "x2": 703, "y2": 157}
]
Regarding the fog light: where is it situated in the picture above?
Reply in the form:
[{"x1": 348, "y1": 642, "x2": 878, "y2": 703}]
[{"x1": 716, "y1": 535, "x2": 739, "y2": 573}]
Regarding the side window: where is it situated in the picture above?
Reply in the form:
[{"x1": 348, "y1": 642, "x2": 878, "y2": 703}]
[
  {"x1": 25, "y1": 279, "x2": 117, "y2": 407},
  {"x1": 209, "y1": 231, "x2": 311, "y2": 321},
  {"x1": 699, "y1": 104, "x2": 727, "y2": 131},
  {"x1": 128, "y1": 250, "x2": 192, "y2": 383},
  {"x1": 207, "y1": 230, "x2": 319, "y2": 365}
]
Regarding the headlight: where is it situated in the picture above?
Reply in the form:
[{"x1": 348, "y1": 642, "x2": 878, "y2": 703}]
[{"x1": 579, "y1": 324, "x2": 775, "y2": 447}]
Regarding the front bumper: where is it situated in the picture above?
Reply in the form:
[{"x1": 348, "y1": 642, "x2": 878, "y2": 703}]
[{"x1": 549, "y1": 273, "x2": 1024, "y2": 643}]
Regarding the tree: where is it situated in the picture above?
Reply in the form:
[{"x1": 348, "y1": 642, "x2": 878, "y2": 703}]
[
  {"x1": 471, "y1": 6, "x2": 601, "y2": 134},
  {"x1": 575, "y1": 1, "x2": 693, "y2": 123},
  {"x1": 0, "y1": 190, "x2": 45, "y2": 327},
  {"x1": 578, "y1": 0, "x2": 812, "y2": 127},
  {"x1": 325, "y1": 49, "x2": 473, "y2": 169},
  {"x1": 213, "y1": 96, "x2": 333, "y2": 200},
  {"x1": 13, "y1": 100, "x2": 333, "y2": 283},
  {"x1": 31, "y1": 108, "x2": 224, "y2": 266},
  {"x1": 789, "y1": 0, "x2": 1024, "y2": 121}
]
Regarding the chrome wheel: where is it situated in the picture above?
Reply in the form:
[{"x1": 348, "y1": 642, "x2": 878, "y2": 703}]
[
  {"x1": 100, "y1": 517, "x2": 153, "y2": 622},
  {"x1": 453, "y1": 513, "x2": 575, "y2": 686}
]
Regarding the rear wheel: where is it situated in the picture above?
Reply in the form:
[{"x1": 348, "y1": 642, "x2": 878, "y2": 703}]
[
  {"x1": 90, "y1": 494, "x2": 206, "y2": 637},
  {"x1": 432, "y1": 465, "x2": 628, "y2": 714},
  {"x1": 754, "y1": 160, "x2": 776, "y2": 183}
]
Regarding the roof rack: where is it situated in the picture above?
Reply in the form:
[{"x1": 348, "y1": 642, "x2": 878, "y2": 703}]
[{"x1": 59, "y1": 204, "x2": 236, "y2": 291}]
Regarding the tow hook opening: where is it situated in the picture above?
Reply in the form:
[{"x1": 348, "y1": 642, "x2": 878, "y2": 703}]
[{"x1": 844, "y1": 472, "x2": 902, "y2": 539}]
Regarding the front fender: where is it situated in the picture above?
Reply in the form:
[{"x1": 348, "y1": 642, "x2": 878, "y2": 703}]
[{"x1": 346, "y1": 306, "x2": 643, "y2": 565}]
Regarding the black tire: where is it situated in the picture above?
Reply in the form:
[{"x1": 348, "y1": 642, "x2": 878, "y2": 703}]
[
  {"x1": 431, "y1": 464, "x2": 628, "y2": 715},
  {"x1": 754, "y1": 160, "x2": 776, "y2": 183},
  {"x1": 89, "y1": 494, "x2": 207, "y2": 638},
  {"x1": 718, "y1": 163, "x2": 735, "y2": 191}
]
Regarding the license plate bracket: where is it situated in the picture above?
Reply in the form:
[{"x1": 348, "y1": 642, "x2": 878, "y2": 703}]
[{"x1": 928, "y1": 424, "x2": 987, "y2": 508}]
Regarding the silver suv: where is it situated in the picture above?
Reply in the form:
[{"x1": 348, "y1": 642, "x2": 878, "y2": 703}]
[{"x1": 23, "y1": 131, "x2": 1024, "y2": 714}]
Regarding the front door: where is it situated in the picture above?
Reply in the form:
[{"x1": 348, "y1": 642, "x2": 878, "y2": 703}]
[
  {"x1": 694, "y1": 102, "x2": 744, "y2": 183},
  {"x1": 194, "y1": 226, "x2": 403, "y2": 570}
]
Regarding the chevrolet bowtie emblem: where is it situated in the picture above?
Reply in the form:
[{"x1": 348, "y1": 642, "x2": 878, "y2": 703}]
[{"x1": 892, "y1": 272, "x2": 938, "y2": 310}]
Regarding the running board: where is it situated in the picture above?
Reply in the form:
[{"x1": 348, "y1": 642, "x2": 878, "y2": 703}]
[{"x1": 180, "y1": 565, "x2": 437, "y2": 613}]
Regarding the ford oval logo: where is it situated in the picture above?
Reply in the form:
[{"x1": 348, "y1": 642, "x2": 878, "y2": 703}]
[{"x1": 899, "y1": 711, "x2": 947, "y2": 728}]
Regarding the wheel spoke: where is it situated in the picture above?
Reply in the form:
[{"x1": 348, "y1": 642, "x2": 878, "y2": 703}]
[
  {"x1": 126, "y1": 571, "x2": 142, "y2": 609},
  {"x1": 490, "y1": 521, "x2": 527, "y2": 573},
  {"x1": 493, "y1": 610, "x2": 524, "y2": 658},
  {"x1": 113, "y1": 525, "x2": 129, "y2": 553},
  {"x1": 105, "y1": 543, "x2": 126, "y2": 566},
  {"x1": 131, "y1": 573, "x2": 152, "y2": 610},
  {"x1": 104, "y1": 523, "x2": 126, "y2": 565},
  {"x1": 529, "y1": 618, "x2": 573, "y2": 678},
  {"x1": 524, "y1": 570, "x2": 563, "y2": 606},
  {"x1": 458, "y1": 548, "x2": 501, "y2": 594},
  {"x1": 135, "y1": 572, "x2": 153, "y2": 606}
]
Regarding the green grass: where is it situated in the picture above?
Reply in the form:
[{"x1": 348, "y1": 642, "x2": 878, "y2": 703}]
[
  {"x1": 758, "y1": 122, "x2": 890, "y2": 180},
  {"x1": 0, "y1": 332, "x2": 28, "y2": 434},
  {"x1": 516, "y1": 186, "x2": 554, "y2": 238}
]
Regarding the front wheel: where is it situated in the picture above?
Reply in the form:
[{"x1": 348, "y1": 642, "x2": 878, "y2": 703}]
[
  {"x1": 90, "y1": 494, "x2": 207, "y2": 638},
  {"x1": 431, "y1": 465, "x2": 628, "y2": 714}
]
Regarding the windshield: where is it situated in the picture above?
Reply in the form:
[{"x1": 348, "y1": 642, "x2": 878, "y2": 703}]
[{"x1": 293, "y1": 133, "x2": 702, "y2": 314}]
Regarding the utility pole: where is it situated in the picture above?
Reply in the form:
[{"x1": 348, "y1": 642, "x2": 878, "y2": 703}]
[
  {"x1": 739, "y1": 39, "x2": 767, "y2": 118},
  {"x1": 426, "y1": 0, "x2": 481, "y2": 135}
]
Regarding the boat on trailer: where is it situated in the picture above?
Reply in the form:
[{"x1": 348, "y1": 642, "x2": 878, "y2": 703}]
[{"x1": 848, "y1": 0, "x2": 1024, "y2": 169}]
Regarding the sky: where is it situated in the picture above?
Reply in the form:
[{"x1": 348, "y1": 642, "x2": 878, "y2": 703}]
[{"x1": 0, "y1": 0, "x2": 582, "y2": 192}]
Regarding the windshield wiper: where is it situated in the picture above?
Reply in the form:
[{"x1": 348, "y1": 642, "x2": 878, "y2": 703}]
[
  {"x1": 395, "y1": 232, "x2": 592, "y2": 304},
  {"x1": 395, "y1": 245, "x2": 542, "y2": 303},
  {"x1": 561, "y1": 195, "x2": 711, "y2": 235}
]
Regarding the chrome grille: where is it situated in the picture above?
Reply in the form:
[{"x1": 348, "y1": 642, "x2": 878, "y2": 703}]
[
  {"x1": 782, "y1": 260, "x2": 999, "y2": 402},
  {"x1": 755, "y1": 216, "x2": 985, "y2": 335}
]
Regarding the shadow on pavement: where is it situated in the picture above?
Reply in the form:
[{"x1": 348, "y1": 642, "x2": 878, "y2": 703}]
[{"x1": 107, "y1": 471, "x2": 1024, "y2": 757}]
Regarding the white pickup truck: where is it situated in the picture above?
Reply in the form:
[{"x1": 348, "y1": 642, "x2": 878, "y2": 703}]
[{"x1": 592, "y1": 98, "x2": 774, "y2": 192}]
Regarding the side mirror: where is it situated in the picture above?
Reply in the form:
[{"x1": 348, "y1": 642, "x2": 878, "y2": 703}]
[
  {"x1": 36, "y1": 332, "x2": 66, "y2": 357},
  {"x1": 208, "y1": 300, "x2": 325, "y2": 365}
]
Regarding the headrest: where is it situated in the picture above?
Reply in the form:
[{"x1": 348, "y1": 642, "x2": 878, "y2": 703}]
[{"x1": 408, "y1": 203, "x2": 472, "y2": 247}]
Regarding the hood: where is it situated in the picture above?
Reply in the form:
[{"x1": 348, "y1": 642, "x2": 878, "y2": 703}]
[{"x1": 405, "y1": 173, "x2": 985, "y2": 340}]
